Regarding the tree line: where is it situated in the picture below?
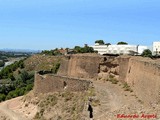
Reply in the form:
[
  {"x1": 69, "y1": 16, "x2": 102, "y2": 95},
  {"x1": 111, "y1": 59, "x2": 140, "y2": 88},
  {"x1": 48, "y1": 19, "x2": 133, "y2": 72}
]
[
  {"x1": 73, "y1": 45, "x2": 95, "y2": 53},
  {"x1": 0, "y1": 60, "x2": 24, "y2": 79},
  {"x1": 95, "y1": 40, "x2": 128, "y2": 45},
  {"x1": 0, "y1": 59, "x2": 34, "y2": 102},
  {"x1": 41, "y1": 45, "x2": 95, "y2": 55},
  {"x1": 41, "y1": 48, "x2": 62, "y2": 56}
]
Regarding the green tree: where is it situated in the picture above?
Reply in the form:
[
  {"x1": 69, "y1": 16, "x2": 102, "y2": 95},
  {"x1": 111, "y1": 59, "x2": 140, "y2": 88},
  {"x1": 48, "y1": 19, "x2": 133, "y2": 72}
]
[
  {"x1": 105, "y1": 43, "x2": 111, "y2": 46},
  {"x1": 74, "y1": 46, "x2": 82, "y2": 53},
  {"x1": 18, "y1": 60, "x2": 25, "y2": 68},
  {"x1": 0, "y1": 85, "x2": 6, "y2": 94},
  {"x1": 83, "y1": 46, "x2": 94, "y2": 53},
  {"x1": 52, "y1": 63, "x2": 60, "y2": 74},
  {"x1": 0, "y1": 68, "x2": 34, "y2": 102},
  {"x1": 117, "y1": 41, "x2": 128, "y2": 45},
  {"x1": 25, "y1": 84, "x2": 33, "y2": 92},
  {"x1": 20, "y1": 70, "x2": 29, "y2": 83},
  {"x1": 141, "y1": 49, "x2": 152, "y2": 57},
  {"x1": 0, "y1": 60, "x2": 5, "y2": 67},
  {"x1": 0, "y1": 59, "x2": 25, "y2": 79},
  {"x1": 0, "y1": 94, "x2": 6, "y2": 102},
  {"x1": 41, "y1": 50, "x2": 53, "y2": 55},
  {"x1": 95, "y1": 40, "x2": 105, "y2": 45},
  {"x1": 8, "y1": 73, "x2": 15, "y2": 81},
  {"x1": 41, "y1": 48, "x2": 62, "y2": 56},
  {"x1": 6, "y1": 91, "x2": 15, "y2": 100},
  {"x1": 74, "y1": 46, "x2": 94, "y2": 53},
  {"x1": 53, "y1": 48, "x2": 62, "y2": 56}
]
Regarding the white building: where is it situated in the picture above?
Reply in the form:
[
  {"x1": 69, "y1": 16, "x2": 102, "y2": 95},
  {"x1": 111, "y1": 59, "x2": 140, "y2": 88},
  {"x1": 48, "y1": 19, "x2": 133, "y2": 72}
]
[
  {"x1": 106, "y1": 45, "x2": 137, "y2": 55},
  {"x1": 92, "y1": 43, "x2": 108, "y2": 55},
  {"x1": 138, "y1": 46, "x2": 148, "y2": 55},
  {"x1": 92, "y1": 43, "x2": 147, "y2": 55},
  {"x1": 153, "y1": 41, "x2": 160, "y2": 55}
]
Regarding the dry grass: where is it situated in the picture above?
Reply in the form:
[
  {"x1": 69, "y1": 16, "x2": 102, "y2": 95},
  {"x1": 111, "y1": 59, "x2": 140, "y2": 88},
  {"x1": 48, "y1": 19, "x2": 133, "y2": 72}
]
[
  {"x1": 107, "y1": 74, "x2": 119, "y2": 84},
  {"x1": 122, "y1": 82, "x2": 133, "y2": 92},
  {"x1": 32, "y1": 91, "x2": 90, "y2": 120}
]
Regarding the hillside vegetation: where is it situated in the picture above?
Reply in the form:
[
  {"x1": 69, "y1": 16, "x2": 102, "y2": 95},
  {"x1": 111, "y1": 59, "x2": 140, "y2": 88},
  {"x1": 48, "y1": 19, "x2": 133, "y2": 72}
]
[
  {"x1": 0, "y1": 54, "x2": 61, "y2": 102},
  {"x1": 0, "y1": 59, "x2": 34, "y2": 102},
  {"x1": 24, "y1": 55, "x2": 61, "y2": 71}
]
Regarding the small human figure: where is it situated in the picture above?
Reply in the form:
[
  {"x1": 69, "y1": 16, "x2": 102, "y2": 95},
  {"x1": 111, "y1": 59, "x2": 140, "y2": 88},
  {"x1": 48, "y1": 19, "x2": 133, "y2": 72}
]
[{"x1": 88, "y1": 102, "x2": 93, "y2": 119}]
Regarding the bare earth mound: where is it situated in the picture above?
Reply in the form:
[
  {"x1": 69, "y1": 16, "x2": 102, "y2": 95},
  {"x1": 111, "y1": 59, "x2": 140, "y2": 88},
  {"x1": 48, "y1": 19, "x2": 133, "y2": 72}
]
[{"x1": 0, "y1": 80, "x2": 160, "y2": 120}]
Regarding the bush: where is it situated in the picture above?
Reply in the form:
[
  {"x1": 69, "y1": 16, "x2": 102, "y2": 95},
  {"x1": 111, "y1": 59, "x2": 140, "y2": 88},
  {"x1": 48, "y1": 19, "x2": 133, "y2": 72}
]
[
  {"x1": 0, "y1": 70, "x2": 34, "y2": 102},
  {"x1": 26, "y1": 84, "x2": 33, "y2": 92},
  {"x1": 117, "y1": 41, "x2": 128, "y2": 45},
  {"x1": 110, "y1": 78, "x2": 119, "y2": 84},
  {"x1": 123, "y1": 82, "x2": 133, "y2": 92},
  {"x1": 0, "y1": 94, "x2": 6, "y2": 102},
  {"x1": 6, "y1": 91, "x2": 16, "y2": 100},
  {"x1": 95, "y1": 40, "x2": 105, "y2": 45},
  {"x1": 108, "y1": 75, "x2": 119, "y2": 84},
  {"x1": 141, "y1": 49, "x2": 152, "y2": 57},
  {"x1": 0, "y1": 60, "x2": 5, "y2": 67},
  {"x1": 52, "y1": 62, "x2": 60, "y2": 74},
  {"x1": 8, "y1": 73, "x2": 15, "y2": 81},
  {"x1": 0, "y1": 59, "x2": 25, "y2": 79}
]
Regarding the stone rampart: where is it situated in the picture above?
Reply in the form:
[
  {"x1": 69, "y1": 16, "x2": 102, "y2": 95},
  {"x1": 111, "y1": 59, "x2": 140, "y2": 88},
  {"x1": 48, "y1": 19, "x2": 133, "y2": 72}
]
[
  {"x1": 33, "y1": 54, "x2": 160, "y2": 104},
  {"x1": 34, "y1": 72, "x2": 91, "y2": 94},
  {"x1": 34, "y1": 54, "x2": 118, "y2": 94},
  {"x1": 119, "y1": 56, "x2": 160, "y2": 104},
  {"x1": 57, "y1": 54, "x2": 117, "y2": 79}
]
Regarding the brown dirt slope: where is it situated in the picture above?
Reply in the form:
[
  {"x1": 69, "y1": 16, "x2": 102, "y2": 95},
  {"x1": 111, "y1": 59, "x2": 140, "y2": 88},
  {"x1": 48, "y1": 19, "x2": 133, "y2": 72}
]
[
  {"x1": 24, "y1": 54, "x2": 61, "y2": 71},
  {"x1": 1, "y1": 80, "x2": 160, "y2": 120}
]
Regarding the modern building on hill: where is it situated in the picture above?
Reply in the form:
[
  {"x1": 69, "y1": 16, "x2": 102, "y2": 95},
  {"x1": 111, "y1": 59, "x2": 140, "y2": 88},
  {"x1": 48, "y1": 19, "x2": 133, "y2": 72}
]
[
  {"x1": 153, "y1": 41, "x2": 160, "y2": 55},
  {"x1": 92, "y1": 43, "x2": 148, "y2": 55},
  {"x1": 106, "y1": 45, "x2": 137, "y2": 55},
  {"x1": 92, "y1": 43, "x2": 108, "y2": 55}
]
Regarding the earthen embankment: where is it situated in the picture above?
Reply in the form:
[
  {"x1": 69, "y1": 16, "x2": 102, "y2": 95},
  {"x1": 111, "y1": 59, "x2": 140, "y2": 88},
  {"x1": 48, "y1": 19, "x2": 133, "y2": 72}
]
[{"x1": 119, "y1": 56, "x2": 160, "y2": 104}]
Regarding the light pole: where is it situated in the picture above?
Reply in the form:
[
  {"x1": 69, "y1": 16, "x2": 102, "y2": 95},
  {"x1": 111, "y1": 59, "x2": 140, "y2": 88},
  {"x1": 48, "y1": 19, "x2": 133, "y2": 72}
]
[
  {"x1": 136, "y1": 45, "x2": 139, "y2": 55},
  {"x1": 156, "y1": 48, "x2": 158, "y2": 56}
]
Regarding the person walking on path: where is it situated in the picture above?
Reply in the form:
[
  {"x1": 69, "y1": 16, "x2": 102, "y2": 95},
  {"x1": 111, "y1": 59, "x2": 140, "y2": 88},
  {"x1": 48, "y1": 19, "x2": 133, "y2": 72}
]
[{"x1": 88, "y1": 98, "x2": 93, "y2": 120}]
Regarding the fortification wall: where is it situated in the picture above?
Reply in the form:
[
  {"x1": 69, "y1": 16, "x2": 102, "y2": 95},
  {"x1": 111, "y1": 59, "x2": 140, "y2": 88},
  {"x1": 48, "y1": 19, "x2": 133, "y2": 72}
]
[
  {"x1": 57, "y1": 54, "x2": 102, "y2": 79},
  {"x1": 57, "y1": 54, "x2": 118, "y2": 79},
  {"x1": 34, "y1": 54, "x2": 119, "y2": 94},
  {"x1": 57, "y1": 56, "x2": 70, "y2": 76},
  {"x1": 118, "y1": 56, "x2": 131, "y2": 81},
  {"x1": 34, "y1": 72, "x2": 91, "y2": 94},
  {"x1": 119, "y1": 56, "x2": 160, "y2": 104},
  {"x1": 33, "y1": 54, "x2": 160, "y2": 104}
]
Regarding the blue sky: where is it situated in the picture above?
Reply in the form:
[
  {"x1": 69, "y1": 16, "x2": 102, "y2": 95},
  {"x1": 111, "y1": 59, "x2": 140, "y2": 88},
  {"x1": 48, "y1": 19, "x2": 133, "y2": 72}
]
[{"x1": 0, "y1": 0, "x2": 160, "y2": 50}]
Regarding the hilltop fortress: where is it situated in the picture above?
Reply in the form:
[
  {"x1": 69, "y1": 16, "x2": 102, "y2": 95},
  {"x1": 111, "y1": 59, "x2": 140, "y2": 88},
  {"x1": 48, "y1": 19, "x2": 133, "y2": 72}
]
[{"x1": 32, "y1": 54, "x2": 160, "y2": 104}]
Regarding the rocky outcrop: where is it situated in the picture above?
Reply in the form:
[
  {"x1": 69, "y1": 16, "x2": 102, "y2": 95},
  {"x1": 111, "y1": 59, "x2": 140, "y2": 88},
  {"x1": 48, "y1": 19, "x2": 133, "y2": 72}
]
[{"x1": 97, "y1": 56, "x2": 119, "y2": 81}]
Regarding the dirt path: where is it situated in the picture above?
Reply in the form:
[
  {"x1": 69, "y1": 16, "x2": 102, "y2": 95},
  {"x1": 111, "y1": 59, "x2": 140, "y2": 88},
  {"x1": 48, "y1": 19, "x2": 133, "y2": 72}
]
[
  {"x1": 0, "y1": 97, "x2": 28, "y2": 120},
  {"x1": 91, "y1": 80, "x2": 142, "y2": 120}
]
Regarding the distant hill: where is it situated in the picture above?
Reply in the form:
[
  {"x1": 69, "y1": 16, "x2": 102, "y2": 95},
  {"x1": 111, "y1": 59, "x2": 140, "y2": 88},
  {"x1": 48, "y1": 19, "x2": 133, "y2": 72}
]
[{"x1": 0, "y1": 48, "x2": 41, "y2": 53}]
